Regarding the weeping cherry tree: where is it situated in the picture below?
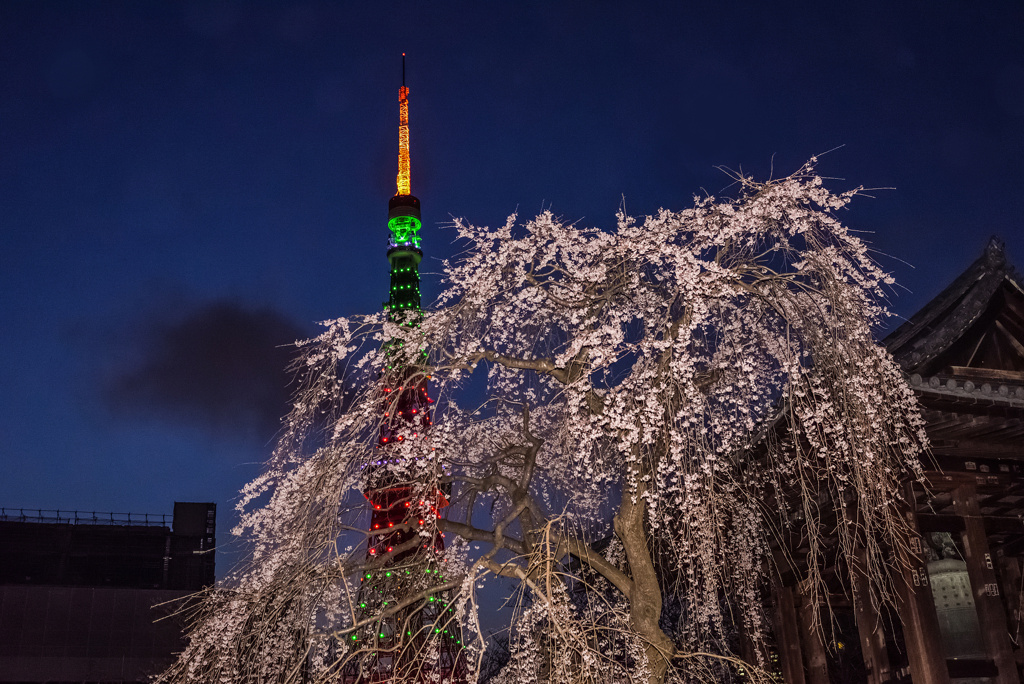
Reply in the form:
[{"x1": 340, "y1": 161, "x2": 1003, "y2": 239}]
[{"x1": 158, "y1": 161, "x2": 928, "y2": 684}]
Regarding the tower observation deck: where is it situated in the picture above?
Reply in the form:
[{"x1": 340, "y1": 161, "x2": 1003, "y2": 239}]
[{"x1": 343, "y1": 57, "x2": 465, "y2": 684}]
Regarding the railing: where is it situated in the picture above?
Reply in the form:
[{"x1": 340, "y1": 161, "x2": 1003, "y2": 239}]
[{"x1": 0, "y1": 508, "x2": 171, "y2": 527}]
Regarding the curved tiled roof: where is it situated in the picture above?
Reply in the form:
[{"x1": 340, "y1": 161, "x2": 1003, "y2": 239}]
[{"x1": 885, "y1": 237, "x2": 1024, "y2": 376}]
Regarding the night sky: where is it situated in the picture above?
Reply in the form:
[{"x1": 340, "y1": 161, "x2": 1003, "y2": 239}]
[{"x1": 1, "y1": 2, "x2": 1022, "y2": 575}]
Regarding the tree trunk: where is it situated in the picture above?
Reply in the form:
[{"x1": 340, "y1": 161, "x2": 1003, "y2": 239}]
[{"x1": 614, "y1": 469, "x2": 675, "y2": 684}]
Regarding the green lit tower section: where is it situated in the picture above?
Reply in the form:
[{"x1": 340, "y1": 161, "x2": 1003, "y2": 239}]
[{"x1": 387, "y1": 193, "x2": 422, "y2": 315}]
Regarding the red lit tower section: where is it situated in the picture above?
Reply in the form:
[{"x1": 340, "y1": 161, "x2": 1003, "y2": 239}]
[{"x1": 346, "y1": 61, "x2": 466, "y2": 684}]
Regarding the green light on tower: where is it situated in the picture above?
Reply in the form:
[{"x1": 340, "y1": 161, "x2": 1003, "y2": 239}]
[{"x1": 388, "y1": 215, "x2": 422, "y2": 248}]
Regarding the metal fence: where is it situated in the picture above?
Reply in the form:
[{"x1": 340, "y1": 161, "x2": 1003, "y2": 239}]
[{"x1": 0, "y1": 508, "x2": 171, "y2": 527}]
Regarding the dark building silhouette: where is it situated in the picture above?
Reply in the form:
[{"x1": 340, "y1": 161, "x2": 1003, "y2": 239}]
[{"x1": 0, "y1": 501, "x2": 215, "y2": 683}]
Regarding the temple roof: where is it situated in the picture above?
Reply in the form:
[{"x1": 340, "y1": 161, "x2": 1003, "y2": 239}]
[
  {"x1": 886, "y1": 237, "x2": 1024, "y2": 380},
  {"x1": 884, "y1": 238, "x2": 1024, "y2": 442}
]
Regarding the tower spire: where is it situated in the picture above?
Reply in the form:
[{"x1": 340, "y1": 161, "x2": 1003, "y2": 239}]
[{"x1": 396, "y1": 53, "x2": 411, "y2": 197}]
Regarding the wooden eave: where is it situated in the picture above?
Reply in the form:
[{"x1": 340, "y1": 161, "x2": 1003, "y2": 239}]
[{"x1": 885, "y1": 237, "x2": 1024, "y2": 376}]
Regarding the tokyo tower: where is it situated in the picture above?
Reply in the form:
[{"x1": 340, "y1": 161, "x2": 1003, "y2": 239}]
[{"x1": 341, "y1": 56, "x2": 466, "y2": 684}]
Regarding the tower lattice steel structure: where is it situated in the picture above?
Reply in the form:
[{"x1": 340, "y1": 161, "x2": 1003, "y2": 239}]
[{"x1": 343, "y1": 57, "x2": 466, "y2": 684}]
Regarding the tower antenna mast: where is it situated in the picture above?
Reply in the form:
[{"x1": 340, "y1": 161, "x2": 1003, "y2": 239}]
[{"x1": 396, "y1": 54, "x2": 411, "y2": 196}]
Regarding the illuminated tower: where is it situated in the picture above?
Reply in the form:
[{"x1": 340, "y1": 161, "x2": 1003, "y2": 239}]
[{"x1": 346, "y1": 57, "x2": 465, "y2": 684}]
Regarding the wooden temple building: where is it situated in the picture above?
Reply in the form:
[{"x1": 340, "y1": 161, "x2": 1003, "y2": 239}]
[{"x1": 770, "y1": 238, "x2": 1024, "y2": 684}]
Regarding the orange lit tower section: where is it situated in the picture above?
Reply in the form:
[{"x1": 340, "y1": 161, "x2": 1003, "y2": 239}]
[
  {"x1": 396, "y1": 73, "x2": 411, "y2": 197},
  {"x1": 347, "y1": 58, "x2": 465, "y2": 683}
]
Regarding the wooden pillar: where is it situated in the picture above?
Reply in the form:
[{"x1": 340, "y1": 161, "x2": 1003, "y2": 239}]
[
  {"x1": 796, "y1": 584, "x2": 829, "y2": 684},
  {"x1": 894, "y1": 483, "x2": 951, "y2": 684},
  {"x1": 995, "y1": 552, "x2": 1023, "y2": 664},
  {"x1": 852, "y1": 549, "x2": 892, "y2": 684},
  {"x1": 953, "y1": 483, "x2": 1017, "y2": 684},
  {"x1": 772, "y1": 582, "x2": 806, "y2": 684}
]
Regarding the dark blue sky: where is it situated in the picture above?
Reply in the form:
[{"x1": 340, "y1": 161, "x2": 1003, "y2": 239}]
[{"x1": 1, "y1": 1, "x2": 1021, "y2": 573}]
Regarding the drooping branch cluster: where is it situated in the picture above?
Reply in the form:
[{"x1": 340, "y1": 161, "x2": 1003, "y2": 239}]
[{"x1": 159, "y1": 162, "x2": 926, "y2": 684}]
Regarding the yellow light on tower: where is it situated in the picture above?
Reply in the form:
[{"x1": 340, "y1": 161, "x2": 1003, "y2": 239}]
[{"x1": 396, "y1": 56, "x2": 411, "y2": 196}]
